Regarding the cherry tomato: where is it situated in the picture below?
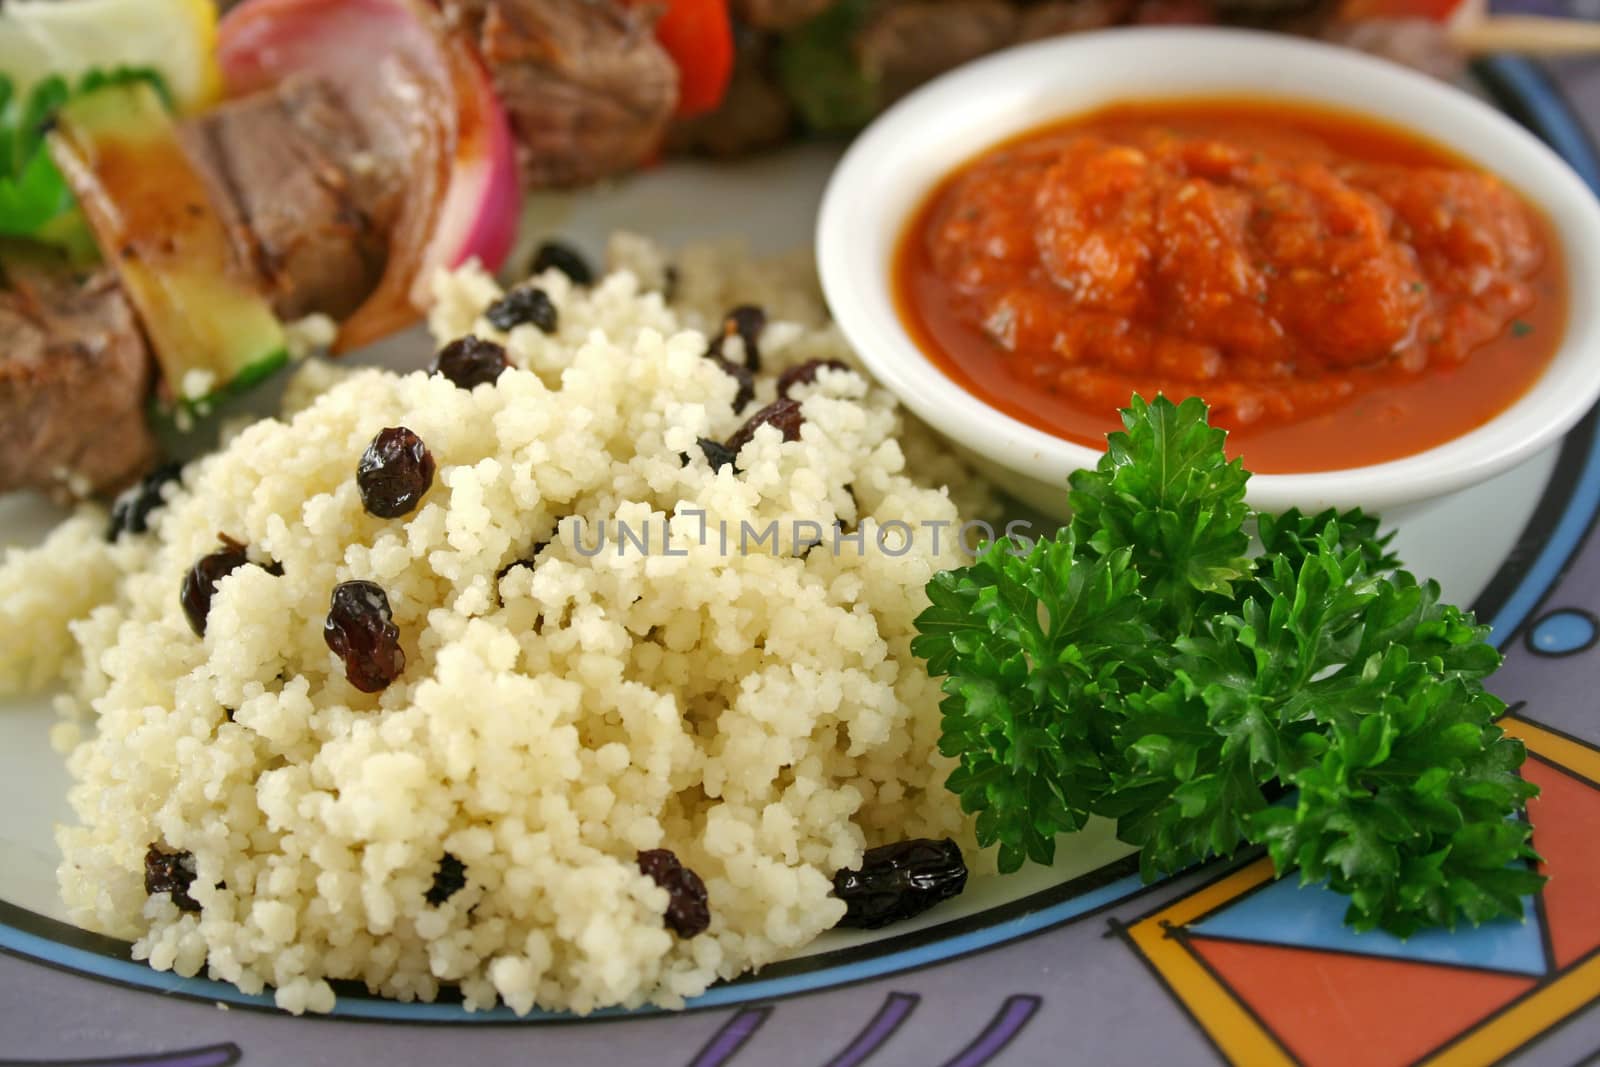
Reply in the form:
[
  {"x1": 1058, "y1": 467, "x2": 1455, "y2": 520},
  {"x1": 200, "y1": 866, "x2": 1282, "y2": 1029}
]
[
  {"x1": 1338, "y1": 0, "x2": 1464, "y2": 20},
  {"x1": 625, "y1": 0, "x2": 735, "y2": 118}
]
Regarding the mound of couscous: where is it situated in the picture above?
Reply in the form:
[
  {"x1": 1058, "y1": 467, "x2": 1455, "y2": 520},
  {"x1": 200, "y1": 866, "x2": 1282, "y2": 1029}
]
[{"x1": 0, "y1": 239, "x2": 982, "y2": 1015}]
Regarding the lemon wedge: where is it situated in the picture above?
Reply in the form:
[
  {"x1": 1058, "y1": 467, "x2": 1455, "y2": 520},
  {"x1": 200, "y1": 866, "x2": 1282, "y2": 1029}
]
[{"x1": 0, "y1": 0, "x2": 222, "y2": 113}]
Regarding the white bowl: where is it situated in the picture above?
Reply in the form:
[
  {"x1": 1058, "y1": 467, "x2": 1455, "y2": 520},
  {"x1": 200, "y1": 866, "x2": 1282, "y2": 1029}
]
[{"x1": 816, "y1": 27, "x2": 1600, "y2": 517}]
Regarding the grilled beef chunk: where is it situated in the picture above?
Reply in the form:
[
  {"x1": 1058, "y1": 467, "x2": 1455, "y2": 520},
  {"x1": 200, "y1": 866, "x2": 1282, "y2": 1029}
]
[
  {"x1": 668, "y1": 34, "x2": 793, "y2": 159},
  {"x1": 445, "y1": 0, "x2": 679, "y2": 187},
  {"x1": 0, "y1": 243, "x2": 157, "y2": 500},
  {"x1": 854, "y1": 1, "x2": 1019, "y2": 104},
  {"x1": 1018, "y1": 0, "x2": 1131, "y2": 38},
  {"x1": 732, "y1": 0, "x2": 834, "y2": 29},
  {"x1": 1214, "y1": 0, "x2": 1329, "y2": 19},
  {"x1": 178, "y1": 76, "x2": 406, "y2": 322}
]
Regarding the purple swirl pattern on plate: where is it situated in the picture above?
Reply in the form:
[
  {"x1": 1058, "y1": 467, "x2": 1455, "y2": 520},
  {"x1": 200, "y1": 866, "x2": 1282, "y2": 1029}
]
[{"x1": 0, "y1": 1044, "x2": 240, "y2": 1067}]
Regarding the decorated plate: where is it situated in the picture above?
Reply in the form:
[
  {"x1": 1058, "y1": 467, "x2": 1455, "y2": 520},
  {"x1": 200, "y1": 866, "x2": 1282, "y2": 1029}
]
[{"x1": 2, "y1": 16, "x2": 1599, "y2": 1067}]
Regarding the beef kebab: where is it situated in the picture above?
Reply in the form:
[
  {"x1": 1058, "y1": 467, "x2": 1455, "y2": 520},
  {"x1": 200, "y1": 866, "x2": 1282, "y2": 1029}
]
[
  {"x1": 2, "y1": 67, "x2": 421, "y2": 500},
  {"x1": 0, "y1": 0, "x2": 763, "y2": 499},
  {"x1": 1, "y1": 0, "x2": 608, "y2": 500}
]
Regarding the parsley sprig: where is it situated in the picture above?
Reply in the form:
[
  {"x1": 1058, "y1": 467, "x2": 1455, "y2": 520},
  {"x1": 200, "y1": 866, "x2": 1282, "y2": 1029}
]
[{"x1": 912, "y1": 395, "x2": 1543, "y2": 935}]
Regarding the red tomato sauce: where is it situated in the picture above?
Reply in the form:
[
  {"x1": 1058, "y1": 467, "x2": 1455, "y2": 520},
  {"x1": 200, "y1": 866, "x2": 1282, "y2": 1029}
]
[{"x1": 895, "y1": 99, "x2": 1567, "y2": 472}]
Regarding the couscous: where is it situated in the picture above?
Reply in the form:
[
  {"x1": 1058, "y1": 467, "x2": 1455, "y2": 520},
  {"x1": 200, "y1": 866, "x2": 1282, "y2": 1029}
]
[{"x1": 0, "y1": 239, "x2": 984, "y2": 1016}]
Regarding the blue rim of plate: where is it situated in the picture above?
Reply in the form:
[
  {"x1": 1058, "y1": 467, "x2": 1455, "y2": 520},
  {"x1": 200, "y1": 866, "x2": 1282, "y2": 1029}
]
[{"x1": 2, "y1": 55, "x2": 1598, "y2": 1025}]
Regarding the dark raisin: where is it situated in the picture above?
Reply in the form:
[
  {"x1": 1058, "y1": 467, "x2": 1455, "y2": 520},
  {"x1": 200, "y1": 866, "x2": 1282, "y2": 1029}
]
[
  {"x1": 358, "y1": 427, "x2": 436, "y2": 519},
  {"x1": 495, "y1": 559, "x2": 531, "y2": 584},
  {"x1": 833, "y1": 838, "x2": 967, "y2": 929},
  {"x1": 777, "y1": 359, "x2": 852, "y2": 399},
  {"x1": 707, "y1": 305, "x2": 767, "y2": 371},
  {"x1": 107, "y1": 462, "x2": 182, "y2": 541},
  {"x1": 725, "y1": 397, "x2": 804, "y2": 455},
  {"x1": 180, "y1": 535, "x2": 250, "y2": 636},
  {"x1": 495, "y1": 537, "x2": 556, "y2": 612},
  {"x1": 637, "y1": 848, "x2": 710, "y2": 938},
  {"x1": 697, "y1": 438, "x2": 739, "y2": 473},
  {"x1": 431, "y1": 336, "x2": 510, "y2": 390},
  {"x1": 495, "y1": 542, "x2": 549, "y2": 584},
  {"x1": 841, "y1": 483, "x2": 860, "y2": 533},
  {"x1": 144, "y1": 845, "x2": 201, "y2": 912},
  {"x1": 530, "y1": 240, "x2": 594, "y2": 285},
  {"x1": 485, "y1": 286, "x2": 558, "y2": 334},
  {"x1": 426, "y1": 853, "x2": 468, "y2": 906},
  {"x1": 705, "y1": 356, "x2": 755, "y2": 412},
  {"x1": 663, "y1": 265, "x2": 680, "y2": 301},
  {"x1": 324, "y1": 580, "x2": 406, "y2": 693}
]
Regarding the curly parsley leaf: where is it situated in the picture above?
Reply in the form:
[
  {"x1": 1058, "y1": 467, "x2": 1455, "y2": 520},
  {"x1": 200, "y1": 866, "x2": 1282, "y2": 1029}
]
[
  {"x1": 1257, "y1": 506, "x2": 1398, "y2": 575},
  {"x1": 1253, "y1": 682, "x2": 1539, "y2": 935},
  {"x1": 913, "y1": 530, "x2": 1157, "y2": 872},
  {"x1": 915, "y1": 394, "x2": 1542, "y2": 935},
  {"x1": 1069, "y1": 394, "x2": 1253, "y2": 633}
]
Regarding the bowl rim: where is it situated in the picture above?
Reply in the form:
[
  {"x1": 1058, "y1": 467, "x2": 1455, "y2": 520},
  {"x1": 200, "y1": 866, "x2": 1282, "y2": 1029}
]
[{"x1": 816, "y1": 25, "x2": 1600, "y2": 514}]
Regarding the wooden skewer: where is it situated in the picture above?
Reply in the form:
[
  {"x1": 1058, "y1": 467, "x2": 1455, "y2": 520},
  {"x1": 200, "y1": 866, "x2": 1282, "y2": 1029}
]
[{"x1": 1447, "y1": 14, "x2": 1600, "y2": 55}]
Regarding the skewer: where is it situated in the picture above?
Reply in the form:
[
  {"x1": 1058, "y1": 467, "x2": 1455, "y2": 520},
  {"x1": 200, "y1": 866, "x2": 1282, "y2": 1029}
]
[
  {"x1": 1339, "y1": 0, "x2": 1600, "y2": 56},
  {"x1": 1448, "y1": 14, "x2": 1600, "y2": 55}
]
